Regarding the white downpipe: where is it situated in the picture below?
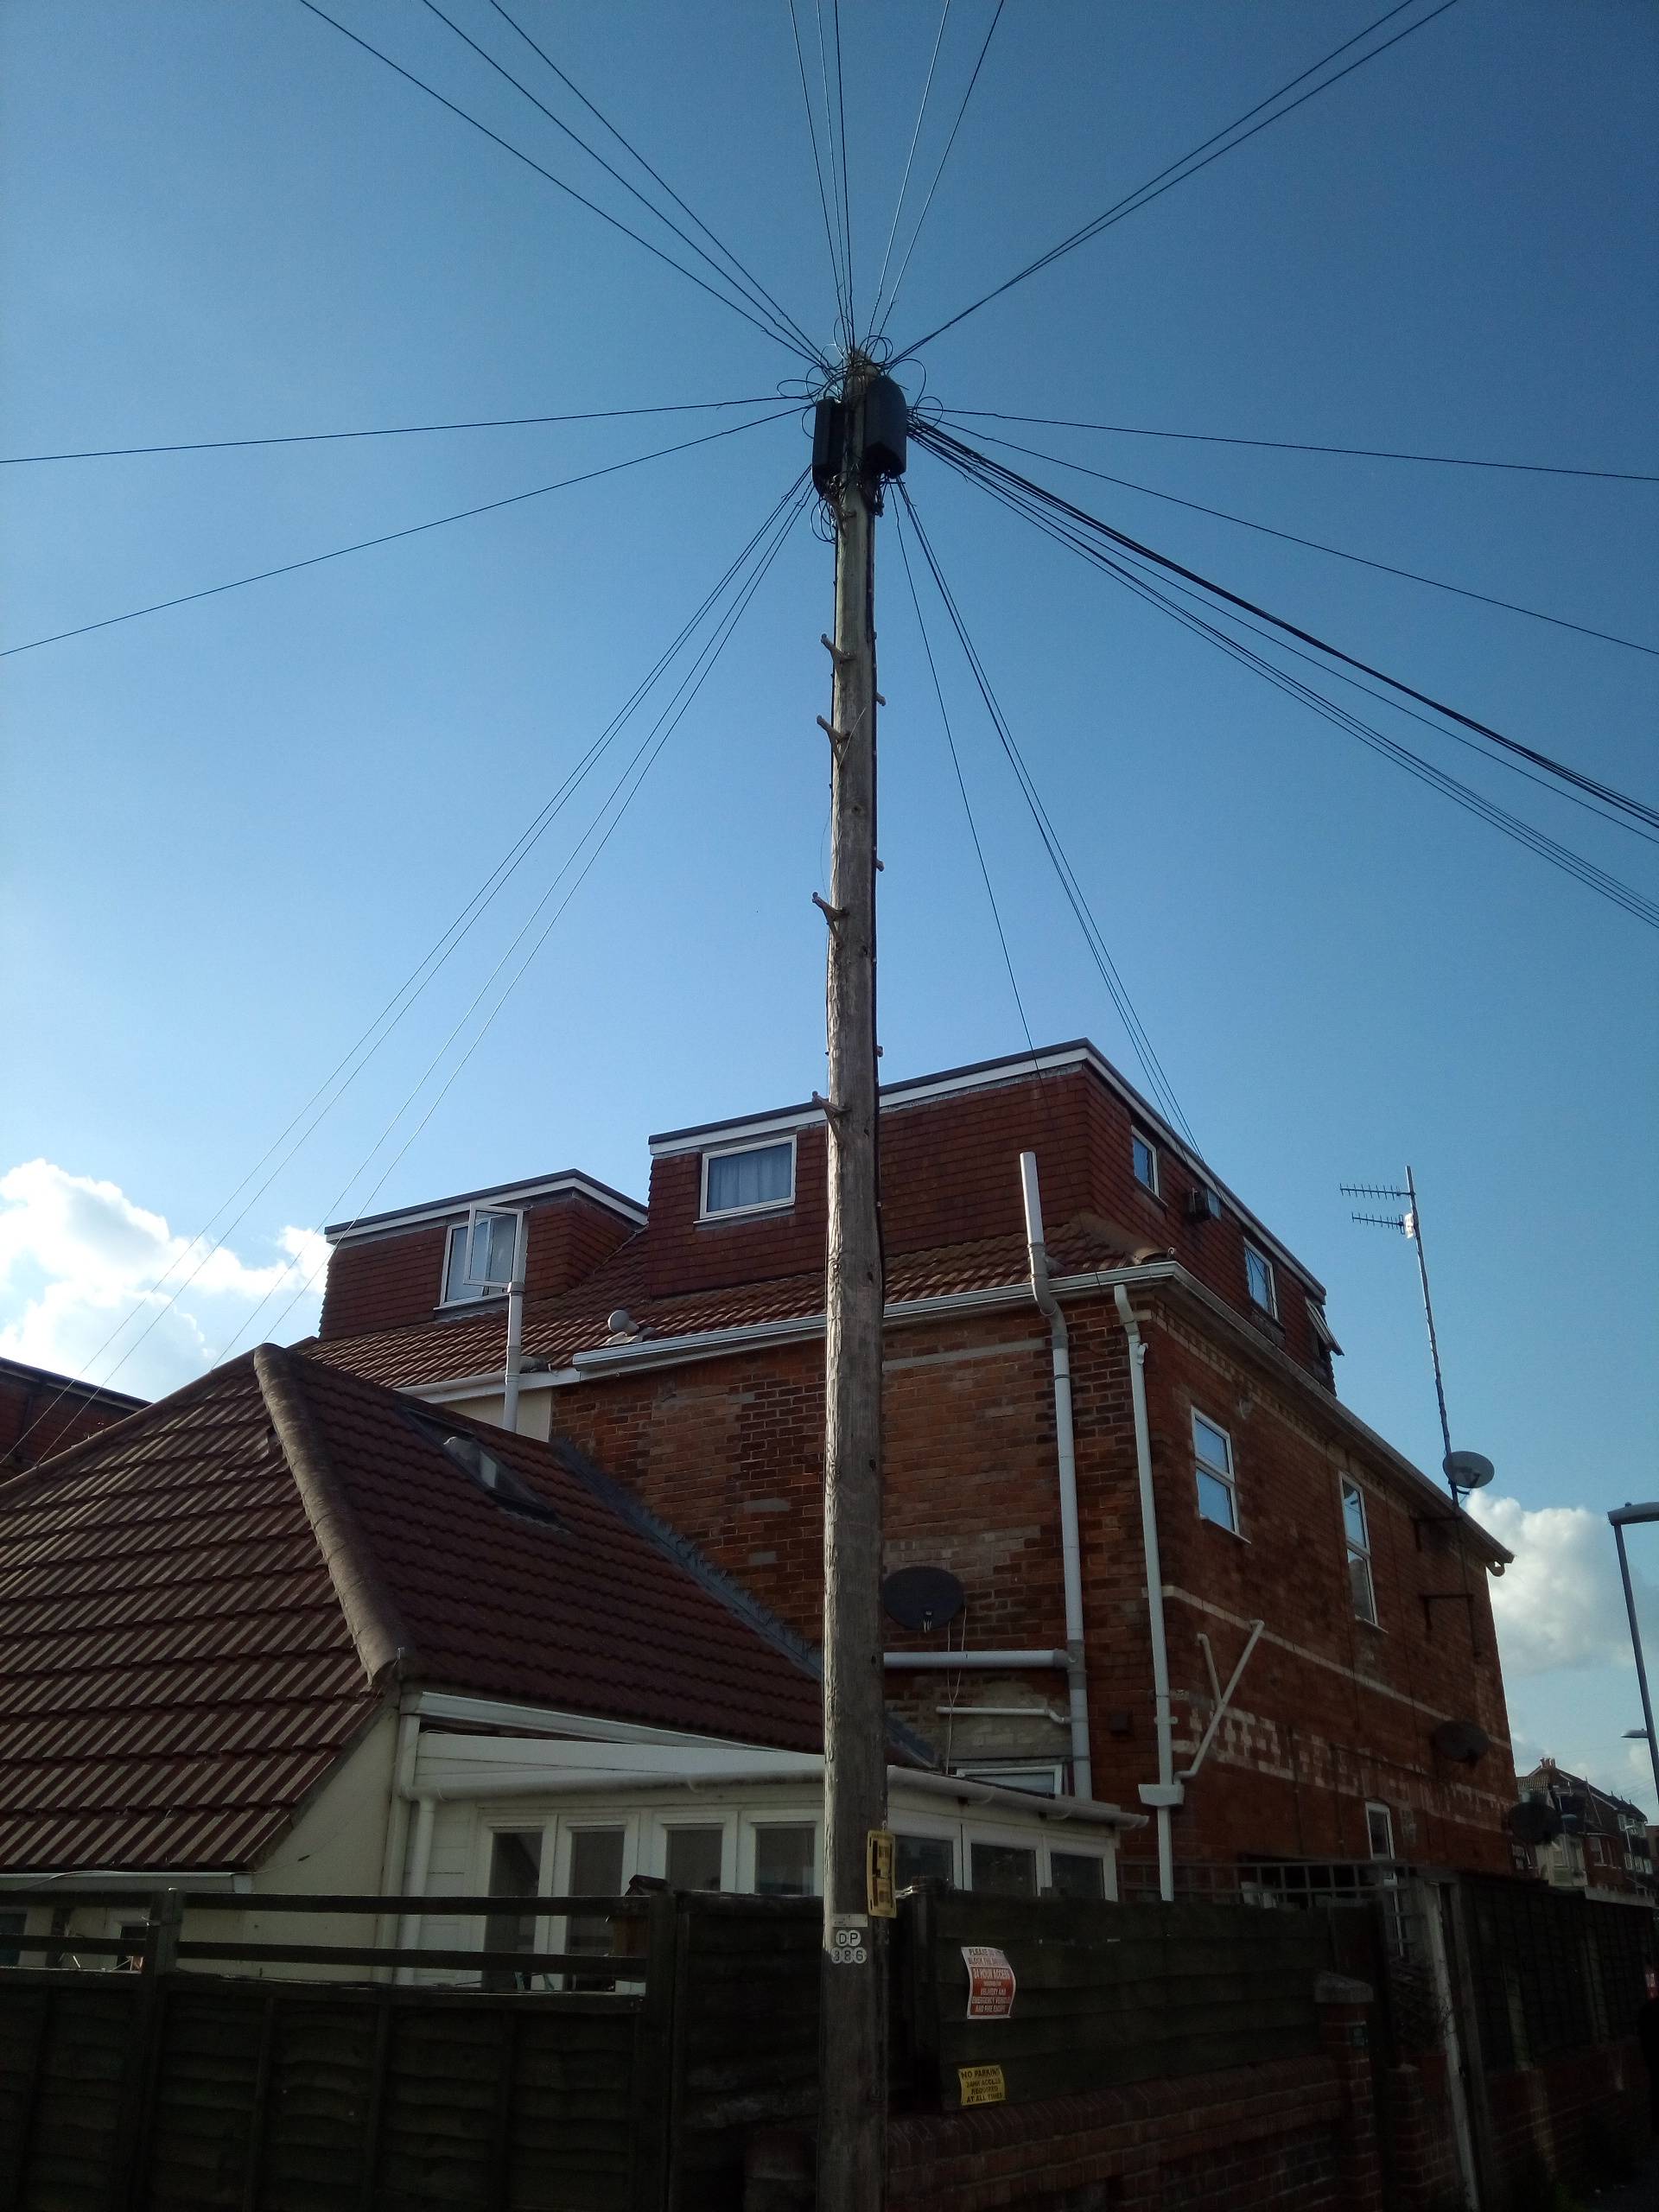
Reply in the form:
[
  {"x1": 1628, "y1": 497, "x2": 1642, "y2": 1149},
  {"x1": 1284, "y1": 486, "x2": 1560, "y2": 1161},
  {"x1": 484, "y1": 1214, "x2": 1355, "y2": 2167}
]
[
  {"x1": 1114, "y1": 1283, "x2": 1177, "y2": 1904},
  {"x1": 502, "y1": 1218, "x2": 528, "y2": 1434},
  {"x1": 883, "y1": 1649, "x2": 1068, "y2": 1671},
  {"x1": 394, "y1": 1792, "x2": 436, "y2": 1986},
  {"x1": 1018, "y1": 1154, "x2": 1093, "y2": 1801},
  {"x1": 373, "y1": 1710, "x2": 422, "y2": 1979}
]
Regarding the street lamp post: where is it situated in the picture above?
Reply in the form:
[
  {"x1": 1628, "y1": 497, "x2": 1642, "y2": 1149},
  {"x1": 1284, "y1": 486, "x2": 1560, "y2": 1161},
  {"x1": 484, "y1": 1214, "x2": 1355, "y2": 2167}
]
[{"x1": 1609, "y1": 1504, "x2": 1659, "y2": 1815}]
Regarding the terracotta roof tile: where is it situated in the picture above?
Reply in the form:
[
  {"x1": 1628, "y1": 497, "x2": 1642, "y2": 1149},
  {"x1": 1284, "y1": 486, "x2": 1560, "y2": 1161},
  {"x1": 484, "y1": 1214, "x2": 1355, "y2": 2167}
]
[
  {"x1": 306, "y1": 1223, "x2": 1135, "y2": 1392},
  {"x1": 0, "y1": 1344, "x2": 830, "y2": 1873}
]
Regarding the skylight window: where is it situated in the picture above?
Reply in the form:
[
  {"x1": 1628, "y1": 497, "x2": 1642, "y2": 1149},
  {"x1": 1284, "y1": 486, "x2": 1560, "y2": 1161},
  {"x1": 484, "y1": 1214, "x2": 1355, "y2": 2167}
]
[{"x1": 405, "y1": 1413, "x2": 563, "y2": 1527}]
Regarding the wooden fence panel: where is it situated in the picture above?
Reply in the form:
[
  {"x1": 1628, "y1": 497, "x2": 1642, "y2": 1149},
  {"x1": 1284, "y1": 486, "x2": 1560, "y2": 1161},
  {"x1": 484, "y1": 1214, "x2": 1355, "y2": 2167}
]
[
  {"x1": 3, "y1": 1978, "x2": 136, "y2": 2212},
  {"x1": 912, "y1": 1891, "x2": 1329, "y2": 2108}
]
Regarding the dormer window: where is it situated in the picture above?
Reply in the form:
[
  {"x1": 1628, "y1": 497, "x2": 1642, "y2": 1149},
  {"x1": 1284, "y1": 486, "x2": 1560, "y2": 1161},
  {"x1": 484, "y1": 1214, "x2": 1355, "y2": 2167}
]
[
  {"x1": 442, "y1": 1208, "x2": 520, "y2": 1305},
  {"x1": 702, "y1": 1138, "x2": 795, "y2": 1219},
  {"x1": 1244, "y1": 1243, "x2": 1278, "y2": 1319},
  {"x1": 1131, "y1": 1131, "x2": 1159, "y2": 1195}
]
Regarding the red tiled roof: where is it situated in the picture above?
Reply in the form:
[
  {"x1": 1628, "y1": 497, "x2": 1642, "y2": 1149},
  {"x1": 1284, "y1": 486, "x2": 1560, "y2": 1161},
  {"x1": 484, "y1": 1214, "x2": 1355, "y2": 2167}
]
[
  {"x1": 0, "y1": 1346, "x2": 828, "y2": 1874},
  {"x1": 305, "y1": 1222, "x2": 1135, "y2": 1392}
]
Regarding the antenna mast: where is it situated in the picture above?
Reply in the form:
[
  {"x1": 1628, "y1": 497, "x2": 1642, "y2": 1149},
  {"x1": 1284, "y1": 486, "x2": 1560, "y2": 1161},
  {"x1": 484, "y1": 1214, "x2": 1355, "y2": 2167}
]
[{"x1": 1342, "y1": 1166, "x2": 1484, "y2": 1503}]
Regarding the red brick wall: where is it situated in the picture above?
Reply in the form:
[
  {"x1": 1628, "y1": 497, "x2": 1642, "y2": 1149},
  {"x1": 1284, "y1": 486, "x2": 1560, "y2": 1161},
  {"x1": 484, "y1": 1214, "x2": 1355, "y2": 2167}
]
[
  {"x1": 1389, "y1": 2038, "x2": 1649, "y2": 2210},
  {"x1": 0, "y1": 1370, "x2": 143, "y2": 1471},
  {"x1": 318, "y1": 1194, "x2": 634, "y2": 1339},
  {"x1": 1130, "y1": 1311, "x2": 1516, "y2": 1873},
  {"x1": 642, "y1": 1062, "x2": 1330, "y2": 1380},
  {"x1": 887, "y1": 2050, "x2": 1361, "y2": 2211},
  {"x1": 552, "y1": 1282, "x2": 1515, "y2": 1877}
]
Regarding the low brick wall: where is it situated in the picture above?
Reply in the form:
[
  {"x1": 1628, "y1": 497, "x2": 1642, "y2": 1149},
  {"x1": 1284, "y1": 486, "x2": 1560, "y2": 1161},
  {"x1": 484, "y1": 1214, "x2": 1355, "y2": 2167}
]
[
  {"x1": 1388, "y1": 2036, "x2": 1650, "y2": 2209},
  {"x1": 887, "y1": 2044, "x2": 1370, "y2": 2210}
]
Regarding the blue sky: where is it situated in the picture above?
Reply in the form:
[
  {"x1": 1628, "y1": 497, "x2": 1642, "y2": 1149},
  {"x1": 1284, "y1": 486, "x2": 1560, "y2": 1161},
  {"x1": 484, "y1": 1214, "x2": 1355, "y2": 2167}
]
[{"x1": 3, "y1": 3, "x2": 1655, "y2": 1806}]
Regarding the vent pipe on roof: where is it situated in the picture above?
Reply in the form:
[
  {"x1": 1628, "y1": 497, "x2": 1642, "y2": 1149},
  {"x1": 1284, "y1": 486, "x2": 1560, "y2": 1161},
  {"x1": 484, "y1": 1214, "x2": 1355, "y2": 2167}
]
[
  {"x1": 1019, "y1": 1154, "x2": 1093, "y2": 1802},
  {"x1": 502, "y1": 1217, "x2": 528, "y2": 1433}
]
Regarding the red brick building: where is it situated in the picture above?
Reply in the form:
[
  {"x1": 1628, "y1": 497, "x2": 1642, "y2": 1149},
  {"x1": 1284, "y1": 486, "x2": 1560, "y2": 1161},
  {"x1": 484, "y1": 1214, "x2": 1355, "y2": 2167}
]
[
  {"x1": 0, "y1": 1354, "x2": 145, "y2": 1473},
  {"x1": 1516, "y1": 1758, "x2": 1657, "y2": 1902},
  {"x1": 309, "y1": 1041, "x2": 1517, "y2": 1885}
]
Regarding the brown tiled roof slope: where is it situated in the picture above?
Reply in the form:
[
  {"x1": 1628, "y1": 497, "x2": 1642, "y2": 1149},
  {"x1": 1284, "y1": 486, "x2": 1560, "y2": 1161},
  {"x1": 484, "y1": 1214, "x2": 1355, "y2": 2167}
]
[
  {"x1": 0, "y1": 1357, "x2": 372, "y2": 1874},
  {"x1": 305, "y1": 1220, "x2": 1135, "y2": 1393},
  {"x1": 0, "y1": 1347, "x2": 827, "y2": 1874}
]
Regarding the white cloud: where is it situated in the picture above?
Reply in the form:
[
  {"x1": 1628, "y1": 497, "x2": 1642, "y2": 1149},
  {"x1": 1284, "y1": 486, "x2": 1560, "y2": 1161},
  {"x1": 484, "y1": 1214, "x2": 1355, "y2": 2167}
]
[
  {"x1": 0, "y1": 1160, "x2": 328, "y2": 1401},
  {"x1": 1468, "y1": 1491, "x2": 1643, "y2": 1679}
]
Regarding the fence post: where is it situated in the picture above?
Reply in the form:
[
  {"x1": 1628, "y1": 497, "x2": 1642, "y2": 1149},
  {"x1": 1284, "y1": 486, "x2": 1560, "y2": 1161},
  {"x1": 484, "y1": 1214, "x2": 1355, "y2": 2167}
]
[
  {"x1": 627, "y1": 1890, "x2": 681, "y2": 2212},
  {"x1": 117, "y1": 1888, "x2": 184, "y2": 2212},
  {"x1": 1316, "y1": 1972, "x2": 1386, "y2": 2211}
]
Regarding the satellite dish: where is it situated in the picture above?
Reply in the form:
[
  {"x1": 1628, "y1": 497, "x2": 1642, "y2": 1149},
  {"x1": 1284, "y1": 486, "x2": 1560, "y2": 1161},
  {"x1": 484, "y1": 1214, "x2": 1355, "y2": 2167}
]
[
  {"x1": 1433, "y1": 1719, "x2": 1492, "y2": 1765},
  {"x1": 881, "y1": 1566, "x2": 965, "y2": 1634},
  {"x1": 1444, "y1": 1450, "x2": 1495, "y2": 1492},
  {"x1": 1505, "y1": 1800, "x2": 1562, "y2": 1847}
]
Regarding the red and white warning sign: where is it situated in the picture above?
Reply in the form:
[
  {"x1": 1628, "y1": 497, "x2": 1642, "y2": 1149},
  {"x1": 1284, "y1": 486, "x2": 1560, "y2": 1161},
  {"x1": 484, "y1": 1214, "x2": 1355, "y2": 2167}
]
[{"x1": 961, "y1": 1944, "x2": 1016, "y2": 2020}]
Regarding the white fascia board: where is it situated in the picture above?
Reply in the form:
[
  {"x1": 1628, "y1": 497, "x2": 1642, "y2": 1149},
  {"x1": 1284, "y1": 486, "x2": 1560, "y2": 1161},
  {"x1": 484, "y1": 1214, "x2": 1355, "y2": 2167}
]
[
  {"x1": 648, "y1": 1042, "x2": 1322, "y2": 1297},
  {"x1": 0, "y1": 1869, "x2": 243, "y2": 1891},
  {"x1": 405, "y1": 1757, "x2": 1141, "y2": 1831},
  {"x1": 407, "y1": 1271, "x2": 1168, "y2": 1401},
  {"x1": 412, "y1": 1369, "x2": 578, "y2": 1406},
  {"x1": 407, "y1": 1690, "x2": 782, "y2": 1751},
  {"x1": 326, "y1": 1173, "x2": 645, "y2": 1247},
  {"x1": 416, "y1": 1733, "x2": 814, "y2": 1778}
]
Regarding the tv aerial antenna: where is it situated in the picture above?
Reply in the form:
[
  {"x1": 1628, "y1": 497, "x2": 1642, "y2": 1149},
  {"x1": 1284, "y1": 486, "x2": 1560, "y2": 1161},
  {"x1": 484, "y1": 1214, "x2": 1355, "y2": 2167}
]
[{"x1": 1341, "y1": 1166, "x2": 1494, "y2": 1505}]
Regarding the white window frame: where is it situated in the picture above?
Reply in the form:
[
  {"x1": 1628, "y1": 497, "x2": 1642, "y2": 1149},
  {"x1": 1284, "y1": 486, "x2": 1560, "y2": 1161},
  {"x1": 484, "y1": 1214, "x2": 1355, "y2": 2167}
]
[
  {"x1": 698, "y1": 1134, "x2": 798, "y2": 1222},
  {"x1": 1044, "y1": 1840, "x2": 1114, "y2": 1901},
  {"x1": 739, "y1": 1813, "x2": 820, "y2": 1897},
  {"x1": 1192, "y1": 1410, "x2": 1241, "y2": 1534},
  {"x1": 1342, "y1": 1477, "x2": 1379, "y2": 1626},
  {"x1": 964, "y1": 1822, "x2": 1044, "y2": 1898},
  {"x1": 439, "y1": 1206, "x2": 523, "y2": 1307},
  {"x1": 655, "y1": 1813, "x2": 737, "y2": 1893},
  {"x1": 1243, "y1": 1242, "x2": 1279, "y2": 1318},
  {"x1": 1131, "y1": 1130, "x2": 1160, "y2": 1196},
  {"x1": 952, "y1": 1762, "x2": 1065, "y2": 1798},
  {"x1": 890, "y1": 1812, "x2": 963, "y2": 1892},
  {"x1": 1365, "y1": 1802, "x2": 1395, "y2": 1860},
  {"x1": 476, "y1": 1816, "x2": 555, "y2": 1984}
]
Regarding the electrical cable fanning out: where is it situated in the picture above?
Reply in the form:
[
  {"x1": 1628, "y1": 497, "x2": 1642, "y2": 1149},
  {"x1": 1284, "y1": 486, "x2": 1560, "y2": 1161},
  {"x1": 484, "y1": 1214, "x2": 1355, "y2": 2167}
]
[
  {"x1": 293, "y1": 0, "x2": 821, "y2": 367},
  {"x1": 896, "y1": 481, "x2": 1201, "y2": 1149},
  {"x1": 420, "y1": 0, "x2": 828, "y2": 370},
  {"x1": 891, "y1": 499, "x2": 1042, "y2": 1073},
  {"x1": 915, "y1": 429, "x2": 1659, "y2": 929},
  {"x1": 938, "y1": 418, "x2": 1659, "y2": 658},
  {"x1": 913, "y1": 423, "x2": 1659, "y2": 839},
  {"x1": 235, "y1": 475, "x2": 815, "y2": 1353},
  {"x1": 8, "y1": 473, "x2": 812, "y2": 1450},
  {"x1": 872, "y1": 0, "x2": 1007, "y2": 342},
  {"x1": 2, "y1": 407, "x2": 794, "y2": 658},
  {"x1": 941, "y1": 408, "x2": 1659, "y2": 486},
  {"x1": 480, "y1": 0, "x2": 829, "y2": 369},
  {"x1": 0, "y1": 397, "x2": 789, "y2": 467},
  {"x1": 891, "y1": 0, "x2": 1460, "y2": 364},
  {"x1": 867, "y1": 0, "x2": 954, "y2": 336},
  {"x1": 785, "y1": 0, "x2": 849, "y2": 339}
]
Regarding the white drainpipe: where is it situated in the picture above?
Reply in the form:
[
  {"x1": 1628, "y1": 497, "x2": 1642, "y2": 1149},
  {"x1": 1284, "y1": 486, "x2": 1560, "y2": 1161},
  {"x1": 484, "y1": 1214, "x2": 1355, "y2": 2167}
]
[
  {"x1": 1114, "y1": 1282, "x2": 1180, "y2": 1903},
  {"x1": 1019, "y1": 1154, "x2": 1093, "y2": 1801},
  {"x1": 502, "y1": 1217, "x2": 528, "y2": 1433},
  {"x1": 394, "y1": 1793, "x2": 437, "y2": 1986}
]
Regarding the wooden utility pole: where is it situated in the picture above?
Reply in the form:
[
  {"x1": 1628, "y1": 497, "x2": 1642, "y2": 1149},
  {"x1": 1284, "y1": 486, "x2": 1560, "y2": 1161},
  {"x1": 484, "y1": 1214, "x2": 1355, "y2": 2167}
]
[{"x1": 817, "y1": 349, "x2": 888, "y2": 2212}]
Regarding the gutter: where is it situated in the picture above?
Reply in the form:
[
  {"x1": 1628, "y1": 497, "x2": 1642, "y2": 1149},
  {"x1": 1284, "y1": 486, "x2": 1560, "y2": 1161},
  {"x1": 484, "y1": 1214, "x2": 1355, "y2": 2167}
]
[
  {"x1": 397, "y1": 1762, "x2": 1141, "y2": 1829},
  {"x1": 1114, "y1": 1284, "x2": 1179, "y2": 1904},
  {"x1": 1019, "y1": 1152, "x2": 1093, "y2": 1800}
]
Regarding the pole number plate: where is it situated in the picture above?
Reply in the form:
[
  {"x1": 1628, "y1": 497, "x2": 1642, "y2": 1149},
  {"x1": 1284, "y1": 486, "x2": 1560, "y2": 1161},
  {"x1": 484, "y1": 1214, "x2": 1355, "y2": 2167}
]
[{"x1": 829, "y1": 1927, "x2": 868, "y2": 1966}]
